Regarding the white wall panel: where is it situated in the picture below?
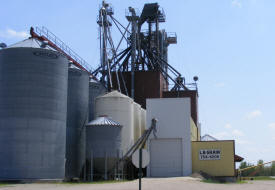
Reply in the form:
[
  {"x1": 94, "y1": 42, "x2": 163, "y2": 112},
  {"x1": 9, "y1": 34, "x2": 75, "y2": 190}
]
[{"x1": 146, "y1": 98, "x2": 192, "y2": 177}]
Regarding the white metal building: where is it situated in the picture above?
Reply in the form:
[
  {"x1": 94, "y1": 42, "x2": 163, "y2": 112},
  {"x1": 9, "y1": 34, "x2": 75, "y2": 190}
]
[{"x1": 146, "y1": 98, "x2": 193, "y2": 177}]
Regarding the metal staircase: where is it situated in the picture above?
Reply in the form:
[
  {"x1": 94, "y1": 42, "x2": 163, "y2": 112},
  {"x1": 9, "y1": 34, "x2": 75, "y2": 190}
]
[{"x1": 30, "y1": 26, "x2": 96, "y2": 78}]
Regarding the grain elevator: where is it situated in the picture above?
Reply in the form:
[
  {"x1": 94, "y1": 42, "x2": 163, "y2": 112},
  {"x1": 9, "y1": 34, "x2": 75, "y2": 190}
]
[{"x1": 0, "y1": 1, "x2": 243, "y2": 182}]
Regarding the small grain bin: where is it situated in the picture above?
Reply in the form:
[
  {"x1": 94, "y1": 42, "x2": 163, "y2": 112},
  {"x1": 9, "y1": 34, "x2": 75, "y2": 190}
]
[
  {"x1": 95, "y1": 91, "x2": 134, "y2": 153},
  {"x1": 86, "y1": 116, "x2": 122, "y2": 179}
]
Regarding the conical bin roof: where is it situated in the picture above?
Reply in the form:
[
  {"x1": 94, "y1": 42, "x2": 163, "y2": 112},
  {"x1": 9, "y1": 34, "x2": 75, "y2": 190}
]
[
  {"x1": 86, "y1": 116, "x2": 122, "y2": 127},
  {"x1": 6, "y1": 38, "x2": 56, "y2": 51}
]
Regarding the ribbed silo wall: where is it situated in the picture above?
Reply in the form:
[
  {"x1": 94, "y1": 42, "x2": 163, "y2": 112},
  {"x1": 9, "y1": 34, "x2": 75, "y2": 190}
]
[
  {"x1": 0, "y1": 47, "x2": 68, "y2": 180},
  {"x1": 95, "y1": 92, "x2": 134, "y2": 153},
  {"x1": 140, "y1": 108, "x2": 146, "y2": 135},
  {"x1": 88, "y1": 81, "x2": 106, "y2": 122},
  {"x1": 86, "y1": 125, "x2": 121, "y2": 173},
  {"x1": 133, "y1": 103, "x2": 141, "y2": 142},
  {"x1": 65, "y1": 68, "x2": 89, "y2": 180}
]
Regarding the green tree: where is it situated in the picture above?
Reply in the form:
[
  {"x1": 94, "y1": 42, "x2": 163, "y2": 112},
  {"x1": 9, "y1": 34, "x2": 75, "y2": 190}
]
[
  {"x1": 257, "y1": 159, "x2": 264, "y2": 176},
  {"x1": 239, "y1": 161, "x2": 255, "y2": 176},
  {"x1": 271, "y1": 162, "x2": 275, "y2": 176},
  {"x1": 239, "y1": 161, "x2": 247, "y2": 169}
]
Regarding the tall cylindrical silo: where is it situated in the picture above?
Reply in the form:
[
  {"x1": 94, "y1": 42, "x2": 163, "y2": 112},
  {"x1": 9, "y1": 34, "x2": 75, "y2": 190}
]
[
  {"x1": 88, "y1": 80, "x2": 106, "y2": 122},
  {"x1": 140, "y1": 108, "x2": 146, "y2": 135},
  {"x1": 65, "y1": 68, "x2": 89, "y2": 180},
  {"x1": 86, "y1": 116, "x2": 122, "y2": 178},
  {"x1": 133, "y1": 103, "x2": 141, "y2": 142},
  {"x1": 95, "y1": 91, "x2": 134, "y2": 153},
  {"x1": 0, "y1": 46, "x2": 68, "y2": 180}
]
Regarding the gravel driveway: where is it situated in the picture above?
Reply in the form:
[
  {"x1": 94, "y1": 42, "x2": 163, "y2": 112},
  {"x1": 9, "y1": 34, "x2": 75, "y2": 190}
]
[{"x1": 1, "y1": 177, "x2": 275, "y2": 190}]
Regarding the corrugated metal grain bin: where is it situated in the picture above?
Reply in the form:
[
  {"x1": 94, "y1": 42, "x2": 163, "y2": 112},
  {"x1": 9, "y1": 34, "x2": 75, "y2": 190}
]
[
  {"x1": 65, "y1": 67, "x2": 89, "y2": 180},
  {"x1": 0, "y1": 39, "x2": 68, "y2": 180},
  {"x1": 86, "y1": 116, "x2": 122, "y2": 175},
  {"x1": 88, "y1": 79, "x2": 106, "y2": 122}
]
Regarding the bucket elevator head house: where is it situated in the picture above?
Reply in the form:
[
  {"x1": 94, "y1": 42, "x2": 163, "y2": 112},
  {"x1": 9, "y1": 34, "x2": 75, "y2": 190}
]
[{"x1": 92, "y1": 1, "x2": 199, "y2": 109}]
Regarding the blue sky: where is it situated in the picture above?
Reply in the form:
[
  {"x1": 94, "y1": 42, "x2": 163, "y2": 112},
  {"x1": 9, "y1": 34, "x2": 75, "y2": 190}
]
[{"x1": 1, "y1": 0, "x2": 275, "y2": 165}]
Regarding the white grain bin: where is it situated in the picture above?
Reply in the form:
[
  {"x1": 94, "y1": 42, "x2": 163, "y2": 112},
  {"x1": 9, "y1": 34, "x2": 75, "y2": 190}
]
[
  {"x1": 133, "y1": 103, "x2": 141, "y2": 142},
  {"x1": 95, "y1": 91, "x2": 134, "y2": 153},
  {"x1": 140, "y1": 108, "x2": 146, "y2": 135}
]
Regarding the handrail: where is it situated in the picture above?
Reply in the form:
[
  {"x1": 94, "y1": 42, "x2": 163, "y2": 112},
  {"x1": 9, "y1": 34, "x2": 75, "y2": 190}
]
[{"x1": 34, "y1": 26, "x2": 94, "y2": 73}]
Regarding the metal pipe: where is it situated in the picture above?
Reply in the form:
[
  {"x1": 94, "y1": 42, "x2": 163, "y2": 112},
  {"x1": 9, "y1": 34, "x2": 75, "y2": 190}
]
[
  {"x1": 148, "y1": 52, "x2": 188, "y2": 90},
  {"x1": 110, "y1": 17, "x2": 130, "y2": 43},
  {"x1": 110, "y1": 15, "x2": 131, "y2": 34},
  {"x1": 138, "y1": 148, "x2": 142, "y2": 190},
  {"x1": 129, "y1": 7, "x2": 137, "y2": 99},
  {"x1": 92, "y1": 47, "x2": 131, "y2": 75},
  {"x1": 156, "y1": 18, "x2": 159, "y2": 59},
  {"x1": 115, "y1": 23, "x2": 131, "y2": 53},
  {"x1": 148, "y1": 22, "x2": 152, "y2": 49}
]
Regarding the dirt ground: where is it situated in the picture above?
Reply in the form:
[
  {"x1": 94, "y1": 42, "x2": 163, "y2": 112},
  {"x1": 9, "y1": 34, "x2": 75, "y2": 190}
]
[{"x1": 1, "y1": 177, "x2": 275, "y2": 190}]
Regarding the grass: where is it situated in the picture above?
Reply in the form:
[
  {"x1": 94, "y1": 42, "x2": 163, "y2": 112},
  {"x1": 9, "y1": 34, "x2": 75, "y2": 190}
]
[
  {"x1": 60, "y1": 180, "x2": 130, "y2": 185},
  {"x1": 0, "y1": 183, "x2": 15, "y2": 187},
  {"x1": 202, "y1": 179, "x2": 247, "y2": 184},
  {"x1": 241, "y1": 176, "x2": 275, "y2": 181}
]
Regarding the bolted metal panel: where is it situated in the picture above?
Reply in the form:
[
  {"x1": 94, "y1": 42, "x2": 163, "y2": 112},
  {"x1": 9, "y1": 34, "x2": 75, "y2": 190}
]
[
  {"x1": 65, "y1": 68, "x2": 89, "y2": 180},
  {"x1": 86, "y1": 125, "x2": 122, "y2": 173},
  {"x1": 0, "y1": 47, "x2": 68, "y2": 180},
  {"x1": 88, "y1": 80, "x2": 106, "y2": 122}
]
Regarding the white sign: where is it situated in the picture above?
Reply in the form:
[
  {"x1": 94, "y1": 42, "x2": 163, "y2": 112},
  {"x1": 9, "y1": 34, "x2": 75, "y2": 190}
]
[
  {"x1": 132, "y1": 149, "x2": 150, "y2": 168},
  {"x1": 199, "y1": 149, "x2": 221, "y2": 160}
]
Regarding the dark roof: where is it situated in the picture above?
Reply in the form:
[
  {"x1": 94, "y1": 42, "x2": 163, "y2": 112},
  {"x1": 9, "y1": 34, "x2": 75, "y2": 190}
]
[{"x1": 234, "y1": 154, "x2": 244, "y2": 162}]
